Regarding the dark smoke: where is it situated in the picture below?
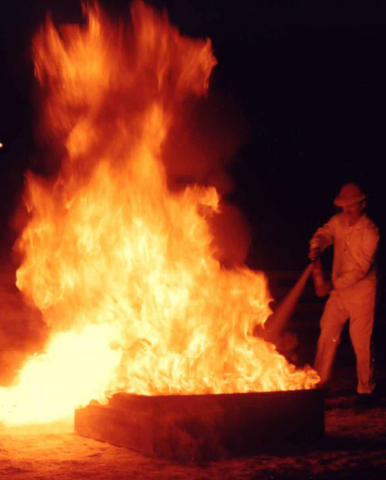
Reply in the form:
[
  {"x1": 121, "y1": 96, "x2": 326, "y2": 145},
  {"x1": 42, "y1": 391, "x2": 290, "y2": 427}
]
[{"x1": 163, "y1": 91, "x2": 251, "y2": 266}]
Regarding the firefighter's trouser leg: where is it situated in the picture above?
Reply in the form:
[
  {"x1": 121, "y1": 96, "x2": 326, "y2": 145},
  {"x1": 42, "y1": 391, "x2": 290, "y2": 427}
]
[
  {"x1": 314, "y1": 292, "x2": 348, "y2": 385},
  {"x1": 349, "y1": 290, "x2": 376, "y2": 394}
]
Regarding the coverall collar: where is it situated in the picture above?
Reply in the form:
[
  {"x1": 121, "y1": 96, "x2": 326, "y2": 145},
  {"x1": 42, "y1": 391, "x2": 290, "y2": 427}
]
[{"x1": 346, "y1": 212, "x2": 367, "y2": 230}]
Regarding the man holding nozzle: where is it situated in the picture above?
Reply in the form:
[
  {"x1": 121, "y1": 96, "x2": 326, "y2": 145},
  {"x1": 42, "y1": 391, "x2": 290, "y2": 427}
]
[{"x1": 309, "y1": 183, "x2": 379, "y2": 405}]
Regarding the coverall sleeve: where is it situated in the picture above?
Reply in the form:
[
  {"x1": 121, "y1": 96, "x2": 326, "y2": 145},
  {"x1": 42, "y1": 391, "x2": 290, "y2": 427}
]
[
  {"x1": 333, "y1": 226, "x2": 379, "y2": 290},
  {"x1": 310, "y1": 216, "x2": 336, "y2": 252}
]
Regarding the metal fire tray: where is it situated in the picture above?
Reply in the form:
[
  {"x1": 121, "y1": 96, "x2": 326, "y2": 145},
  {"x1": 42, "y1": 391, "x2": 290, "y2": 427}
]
[{"x1": 75, "y1": 389, "x2": 324, "y2": 461}]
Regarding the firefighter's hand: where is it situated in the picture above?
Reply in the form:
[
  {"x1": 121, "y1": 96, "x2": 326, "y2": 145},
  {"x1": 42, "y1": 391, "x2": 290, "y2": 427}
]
[{"x1": 309, "y1": 247, "x2": 321, "y2": 261}]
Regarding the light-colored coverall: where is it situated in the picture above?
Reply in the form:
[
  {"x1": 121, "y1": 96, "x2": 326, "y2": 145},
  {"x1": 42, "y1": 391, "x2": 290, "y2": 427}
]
[{"x1": 310, "y1": 213, "x2": 379, "y2": 393}]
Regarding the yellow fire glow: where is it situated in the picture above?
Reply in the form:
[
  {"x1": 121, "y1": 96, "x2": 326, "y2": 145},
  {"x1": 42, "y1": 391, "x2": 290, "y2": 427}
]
[{"x1": 0, "y1": 1, "x2": 318, "y2": 426}]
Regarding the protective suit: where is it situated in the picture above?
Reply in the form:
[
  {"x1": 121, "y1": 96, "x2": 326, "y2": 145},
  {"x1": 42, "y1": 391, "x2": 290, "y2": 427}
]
[{"x1": 310, "y1": 211, "x2": 379, "y2": 394}]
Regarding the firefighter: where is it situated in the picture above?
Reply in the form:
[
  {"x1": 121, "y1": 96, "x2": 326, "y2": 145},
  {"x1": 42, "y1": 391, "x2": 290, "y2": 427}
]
[{"x1": 309, "y1": 183, "x2": 379, "y2": 404}]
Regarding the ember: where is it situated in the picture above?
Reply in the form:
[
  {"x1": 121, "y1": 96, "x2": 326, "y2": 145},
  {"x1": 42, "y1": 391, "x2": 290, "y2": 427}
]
[{"x1": 0, "y1": 1, "x2": 318, "y2": 427}]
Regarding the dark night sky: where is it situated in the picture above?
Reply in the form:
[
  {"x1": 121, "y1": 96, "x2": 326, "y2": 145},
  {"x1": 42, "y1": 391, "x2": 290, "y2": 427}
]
[{"x1": 1, "y1": 0, "x2": 386, "y2": 271}]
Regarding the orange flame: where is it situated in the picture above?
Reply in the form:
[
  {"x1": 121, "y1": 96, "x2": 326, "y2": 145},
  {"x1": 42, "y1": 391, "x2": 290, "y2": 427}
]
[{"x1": 0, "y1": 1, "x2": 318, "y2": 426}]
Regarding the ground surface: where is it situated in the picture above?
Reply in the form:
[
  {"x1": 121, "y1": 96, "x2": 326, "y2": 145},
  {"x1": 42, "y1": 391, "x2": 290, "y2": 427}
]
[
  {"x1": 2, "y1": 373, "x2": 386, "y2": 480},
  {"x1": 1, "y1": 267, "x2": 386, "y2": 479}
]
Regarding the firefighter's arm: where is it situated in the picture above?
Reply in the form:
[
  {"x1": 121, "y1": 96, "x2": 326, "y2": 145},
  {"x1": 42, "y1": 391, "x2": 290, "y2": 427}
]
[
  {"x1": 309, "y1": 216, "x2": 336, "y2": 259},
  {"x1": 333, "y1": 226, "x2": 379, "y2": 290}
]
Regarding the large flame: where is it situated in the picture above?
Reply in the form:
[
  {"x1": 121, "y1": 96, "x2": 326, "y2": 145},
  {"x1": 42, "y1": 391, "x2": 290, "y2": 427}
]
[{"x1": 0, "y1": 1, "x2": 318, "y2": 426}]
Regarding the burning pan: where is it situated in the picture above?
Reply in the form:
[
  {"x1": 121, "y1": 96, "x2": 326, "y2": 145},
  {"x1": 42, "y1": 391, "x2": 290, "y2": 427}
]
[{"x1": 75, "y1": 389, "x2": 324, "y2": 461}]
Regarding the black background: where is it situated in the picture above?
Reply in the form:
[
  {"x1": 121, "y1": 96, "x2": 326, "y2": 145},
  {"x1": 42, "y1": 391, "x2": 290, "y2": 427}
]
[{"x1": 1, "y1": 0, "x2": 386, "y2": 272}]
